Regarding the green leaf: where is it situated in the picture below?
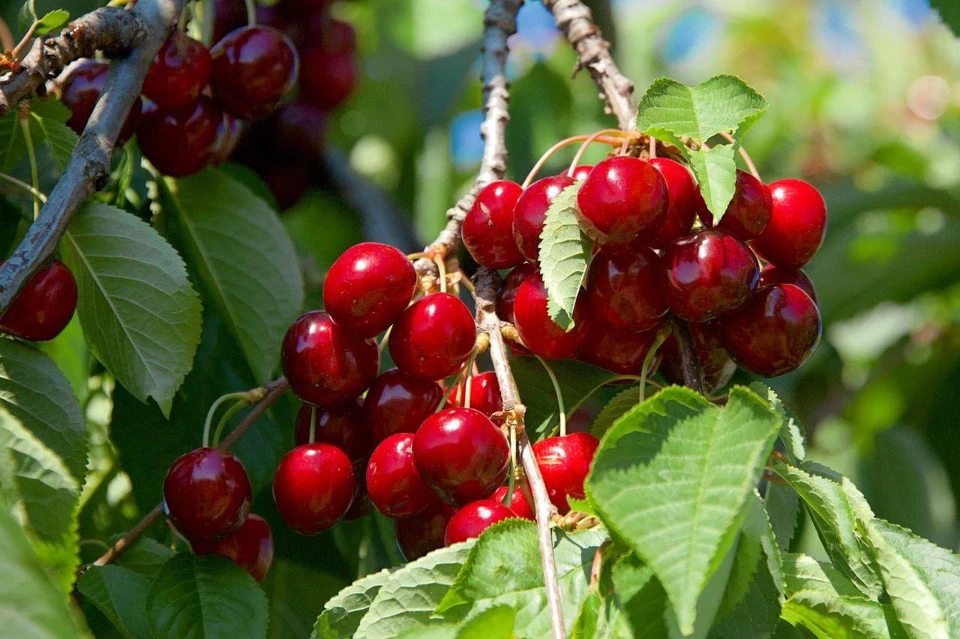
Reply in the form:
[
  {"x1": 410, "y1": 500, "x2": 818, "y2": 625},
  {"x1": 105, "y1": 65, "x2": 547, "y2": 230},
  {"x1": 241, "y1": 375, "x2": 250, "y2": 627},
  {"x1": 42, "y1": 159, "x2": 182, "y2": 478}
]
[
  {"x1": 711, "y1": 557, "x2": 782, "y2": 639},
  {"x1": 586, "y1": 386, "x2": 781, "y2": 634},
  {"x1": 114, "y1": 537, "x2": 175, "y2": 580},
  {"x1": 765, "y1": 483, "x2": 801, "y2": 553},
  {"x1": 40, "y1": 316, "x2": 89, "y2": 401},
  {"x1": 158, "y1": 169, "x2": 304, "y2": 383},
  {"x1": 749, "y1": 382, "x2": 806, "y2": 463},
  {"x1": 931, "y1": 0, "x2": 960, "y2": 37},
  {"x1": 399, "y1": 606, "x2": 518, "y2": 639},
  {"x1": 538, "y1": 182, "x2": 590, "y2": 330},
  {"x1": 146, "y1": 553, "x2": 269, "y2": 639},
  {"x1": 61, "y1": 204, "x2": 203, "y2": 417},
  {"x1": 610, "y1": 553, "x2": 669, "y2": 637},
  {"x1": 265, "y1": 560, "x2": 346, "y2": 639},
  {"x1": 592, "y1": 384, "x2": 643, "y2": 439},
  {"x1": 34, "y1": 9, "x2": 70, "y2": 35},
  {"x1": 0, "y1": 113, "x2": 26, "y2": 170},
  {"x1": 313, "y1": 567, "x2": 394, "y2": 639},
  {"x1": 684, "y1": 145, "x2": 737, "y2": 225},
  {"x1": 78, "y1": 565, "x2": 153, "y2": 639},
  {"x1": 31, "y1": 112, "x2": 77, "y2": 173}
]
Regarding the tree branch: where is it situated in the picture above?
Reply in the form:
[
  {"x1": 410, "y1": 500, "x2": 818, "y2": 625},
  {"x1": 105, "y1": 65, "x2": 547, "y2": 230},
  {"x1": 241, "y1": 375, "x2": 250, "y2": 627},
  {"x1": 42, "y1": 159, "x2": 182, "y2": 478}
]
[{"x1": 0, "y1": 0, "x2": 187, "y2": 315}]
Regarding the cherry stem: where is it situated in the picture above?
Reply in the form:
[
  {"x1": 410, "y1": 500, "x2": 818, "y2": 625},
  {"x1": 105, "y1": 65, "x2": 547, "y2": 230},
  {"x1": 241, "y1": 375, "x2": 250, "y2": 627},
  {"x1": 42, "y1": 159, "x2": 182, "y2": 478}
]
[
  {"x1": 0, "y1": 170, "x2": 46, "y2": 204},
  {"x1": 309, "y1": 406, "x2": 317, "y2": 444},
  {"x1": 521, "y1": 133, "x2": 625, "y2": 189},
  {"x1": 210, "y1": 399, "x2": 247, "y2": 448},
  {"x1": 434, "y1": 256, "x2": 447, "y2": 293},
  {"x1": 461, "y1": 351, "x2": 477, "y2": 410},
  {"x1": 639, "y1": 325, "x2": 670, "y2": 401},
  {"x1": 10, "y1": 20, "x2": 38, "y2": 62},
  {"x1": 0, "y1": 17, "x2": 14, "y2": 52},
  {"x1": 717, "y1": 131, "x2": 760, "y2": 180},
  {"x1": 378, "y1": 326, "x2": 392, "y2": 353},
  {"x1": 243, "y1": 0, "x2": 256, "y2": 26},
  {"x1": 202, "y1": 391, "x2": 249, "y2": 448},
  {"x1": 667, "y1": 315, "x2": 705, "y2": 394},
  {"x1": 535, "y1": 354, "x2": 566, "y2": 437},
  {"x1": 505, "y1": 422, "x2": 518, "y2": 505},
  {"x1": 566, "y1": 128, "x2": 627, "y2": 177},
  {"x1": 648, "y1": 135, "x2": 657, "y2": 159}
]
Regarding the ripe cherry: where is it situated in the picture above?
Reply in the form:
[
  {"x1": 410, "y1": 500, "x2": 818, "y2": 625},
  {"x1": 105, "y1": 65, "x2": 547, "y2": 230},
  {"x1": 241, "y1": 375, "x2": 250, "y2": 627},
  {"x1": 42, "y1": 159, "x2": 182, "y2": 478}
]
[
  {"x1": 211, "y1": 26, "x2": 299, "y2": 121},
  {"x1": 492, "y1": 484, "x2": 534, "y2": 520},
  {"x1": 577, "y1": 157, "x2": 668, "y2": 246},
  {"x1": 462, "y1": 181, "x2": 525, "y2": 269},
  {"x1": 570, "y1": 165, "x2": 593, "y2": 181},
  {"x1": 211, "y1": 0, "x2": 246, "y2": 42},
  {"x1": 270, "y1": 99, "x2": 326, "y2": 160},
  {"x1": 513, "y1": 175, "x2": 575, "y2": 261},
  {"x1": 758, "y1": 265, "x2": 818, "y2": 303},
  {"x1": 323, "y1": 242, "x2": 417, "y2": 338},
  {"x1": 273, "y1": 443, "x2": 355, "y2": 535},
  {"x1": 163, "y1": 448, "x2": 251, "y2": 543},
  {"x1": 513, "y1": 272, "x2": 589, "y2": 360},
  {"x1": 586, "y1": 247, "x2": 667, "y2": 332},
  {"x1": 496, "y1": 262, "x2": 537, "y2": 324},
  {"x1": 660, "y1": 229, "x2": 760, "y2": 323},
  {"x1": 363, "y1": 369, "x2": 443, "y2": 443},
  {"x1": 367, "y1": 433, "x2": 440, "y2": 518},
  {"x1": 752, "y1": 179, "x2": 827, "y2": 268},
  {"x1": 138, "y1": 96, "x2": 221, "y2": 177},
  {"x1": 532, "y1": 432, "x2": 599, "y2": 514},
  {"x1": 649, "y1": 157, "x2": 698, "y2": 247},
  {"x1": 192, "y1": 514, "x2": 273, "y2": 582},
  {"x1": 396, "y1": 503, "x2": 455, "y2": 561},
  {"x1": 143, "y1": 31, "x2": 212, "y2": 110},
  {"x1": 698, "y1": 170, "x2": 772, "y2": 240},
  {"x1": 60, "y1": 60, "x2": 141, "y2": 145},
  {"x1": 299, "y1": 20, "x2": 358, "y2": 110},
  {"x1": 210, "y1": 113, "x2": 244, "y2": 165},
  {"x1": 661, "y1": 322, "x2": 737, "y2": 394},
  {"x1": 579, "y1": 322, "x2": 660, "y2": 376},
  {"x1": 719, "y1": 283, "x2": 822, "y2": 378},
  {"x1": 0, "y1": 259, "x2": 77, "y2": 342},
  {"x1": 444, "y1": 501, "x2": 516, "y2": 546},
  {"x1": 294, "y1": 400, "x2": 372, "y2": 461},
  {"x1": 281, "y1": 311, "x2": 380, "y2": 407},
  {"x1": 389, "y1": 292, "x2": 476, "y2": 381},
  {"x1": 413, "y1": 408, "x2": 510, "y2": 505},
  {"x1": 451, "y1": 371, "x2": 502, "y2": 417}
]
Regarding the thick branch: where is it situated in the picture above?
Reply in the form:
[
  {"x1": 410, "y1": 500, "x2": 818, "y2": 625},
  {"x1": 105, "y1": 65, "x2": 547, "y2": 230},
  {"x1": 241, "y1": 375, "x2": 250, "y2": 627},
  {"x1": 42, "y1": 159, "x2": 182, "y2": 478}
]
[{"x1": 0, "y1": 0, "x2": 187, "y2": 315}]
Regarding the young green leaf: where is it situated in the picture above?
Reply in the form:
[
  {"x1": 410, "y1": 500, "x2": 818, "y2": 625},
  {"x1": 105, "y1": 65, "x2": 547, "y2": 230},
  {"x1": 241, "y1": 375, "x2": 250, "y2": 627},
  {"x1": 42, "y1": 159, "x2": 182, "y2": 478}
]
[
  {"x1": 78, "y1": 564, "x2": 153, "y2": 639},
  {"x1": 34, "y1": 9, "x2": 70, "y2": 35},
  {"x1": 538, "y1": 182, "x2": 591, "y2": 330},
  {"x1": 313, "y1": 567, "x2": 395, "y2": 639},
  {"x1": 684, "y1": 145, "x2": 737, "y2": 225}
]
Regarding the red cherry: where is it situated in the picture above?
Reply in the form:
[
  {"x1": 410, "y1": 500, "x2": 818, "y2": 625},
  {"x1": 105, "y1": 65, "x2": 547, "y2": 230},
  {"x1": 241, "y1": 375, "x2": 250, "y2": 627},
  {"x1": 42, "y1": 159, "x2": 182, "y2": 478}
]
[
  {"x1": 281, "y1": 311, "x2": 380, "y2": 407},
  {"x1": 258, "y1": 160, "x2": 313, "y2": 210},
  {"x1": 0, "y1": 260, "x2": 77, "y2": 342},
  {"x1": 586, "y1": 247, "x2": 667, "y2": 332},
  {"x1": 512, "y1": 175, "x2": 575, "y2": 261},
  {"x1": 163, "y1": 448, "x2": 251, "y2": 543},
  {"x1": 648, "y1": 158, "x2": 698, "y2": 247},
  {"x1": 579, "y1": 322, "x2": 661, "y2": 376},
  {"x1": 211, "y1": 0, "x2": 246, "y2": 43},
  {"x1": 660, "y1": 322, "x2": 737, "y2": 394},
  {"x1": 323, "y1": 242, "x2": 417, "y2": 338},
  {"x1": 444, "y1": 501, "x2": 515, "y2": 546},
  {"x1": 660, "y1": 229, "x2": 760, "y2": 323},
  {"x1": 492, "y1": 484, "x2": 534, "y2": 520},
  {"x1": 366, "y1": 433, "x2": 440, "y2": 518},
  {"x1": 299, "y1": 19, "x2": 358, "y2": 110},
  {"x1": 462, "y1": 181, "x2": 525, "y2": 269},
  {"x1": 532, "y1": 433, "x2": 598, "y2": 514},
  {"x1": 273, "y1": 443, "x2": 355, "y2": 535},
  {"x1": 294, "y1": 400, "x2": 372, "y2": 461},
  {"x1": 362, "y1": 369, "x2": 443, "y2": 443},
  {"x1": 211, "y1": 26, "x2": 299, "y2": 121},
  {"x1": 496, "y1": 262, "x2": 537, "y2": 324},
  {"x1": 570, "y1": 165, "x2": 593, "y2": 181},
  {"x1": 413, "y1": 408, "x2": 510, "y2": 505},
  {"x1": 451, "y1": 371, "x2": 502, "y2": 417},
  {"x1": 396, "y1": 503, "x2": 455, "y2": 561},
  {"x1": 210, "y1": 113, "x2": 244, "y2": 165},
  {"x1": 270, "y1": 99, "x2": 326, "y2": 160},
  {"x1": 758, "y1": 265, "x2": 818, "y2": 303},
  {"x1": 513, "y1": 272, "x2": 589, "y2": 359},
  {"x1": 719, "y1": 283, "x2": 822, "y2": 377},
  {"x1": 191, "y1": 514, "x2": 273, "y2": 582},
  {"x1": 60, "y1": 60, "x2": 141, "y2": 145},
  {"x1": 577, "y1": 157, "x2": 668, "y2": 246},
  {"x1": 698, "y1": 170, "x2": 772, "y2": 240},
  {"x1": 143, "y1": 31, "x2": 211, "y2": 110},
  {"x1": 138, "y1": 97, "x2": 221, "y2": 177},
  {"x1": 389, "y1": 293, "x2": 476, "y2": 381},
  {"x1": 752, "y1": 179, "x2": 827, "y2": 268}
]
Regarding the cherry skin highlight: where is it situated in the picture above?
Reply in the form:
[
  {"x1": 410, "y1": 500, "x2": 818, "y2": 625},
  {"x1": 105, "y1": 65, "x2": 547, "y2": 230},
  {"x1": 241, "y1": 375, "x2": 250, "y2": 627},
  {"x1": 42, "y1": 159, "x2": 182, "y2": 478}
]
[
  {"x1": 513, "y1": 175, "x2": 575, "y2": 261},
  {"x1": 451, "y1": 371, "x2": 503, "y2": 417},
  {"x1": 586, "y1": 247, "x2": 667, "y2": 332},
  {"x1": 366, "y1": 433, "x2": 440, "y2": 518},
  {"x1": 396, "y1": 502, "x2": 455, "y2": 561},
  {"x1": 60, "y1": 60, "x2": 141, "y2": 145},
  {"x1": 363, "y1": 369, "x2": 443, "y2": 443},
  {"x1": 191, "y1": 514, "x2": 273, "y2": 582},
  {"x1": 389, "y1": 293, "x2": 476, "y2": 381},
  {"x1": 273, "y1": 443, "x2": 355, "y2": 535},
  {"x1": 513, "y1": 272, "x2": 589, "y2": 360},
  {"x1": 577, "y1": 157, "x2": 668, "y2": 246},
  {"x1": 649, "y1": 157, "x2": 698, "y2": 247},
  {"x1": 138, "y1": 96, "x2": 221, "y2": 177},
  {"x1": 143, "y1": 31, "x2": 212, "y2": 110},
  {"x1": 492, "y1": 484, "x2": 534, "y2": 520},
  {"x1": 570, "y1": 165, "x2": 593, "y2": 181},
  {"x1": 660, "y1": 322, "x2": 737, "y2": 394},
  {"x1": 532, "y1": 432, "x2": 599, "y2": 514},
  {"x1": 163, "y1": 448, "x2": 251, "y2": 543},
  {"x1": 752, "y1": 179, "x2": 827, "y2": 268},
  {"x1": 462, "y1": 180, "x2": 525, "y2": 269},
  {"x1": 294, "y1": 400, "x2": 372, "y2": 462},
  {"x1": 698, "y1": 170, "x2": 772, "y2": 240},
  {"x1": 211, "y1": 26, "x2": 299, "y2": 121},
  {"x1": 0, "y1": 259, "x2": 77, "y2": 342},
  {"x1": 444, "y1": 501, "x2": 516, "y2": 546},
  {"x1": 758, "y1": 265, "x2": 818, "y2": 303}
]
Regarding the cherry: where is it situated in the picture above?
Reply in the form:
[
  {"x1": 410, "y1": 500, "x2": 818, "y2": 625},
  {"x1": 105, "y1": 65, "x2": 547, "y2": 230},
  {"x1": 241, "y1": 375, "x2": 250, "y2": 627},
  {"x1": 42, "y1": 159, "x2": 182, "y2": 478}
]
[
  {"x1": 143, "y1": 31, "x2": 211, "y2": 110},
  {"x1": 698, "y1": 170, "x2": 772, "y2": 240},
  {"x1": 451, "y1": 371, "x2": 502, "y2": 417},
  {"x1": 323, "y1": 242, "x2": 417, "y2": 338},
  {"x1": 299, "y1": 20, "x2": 358, "y2": 110},
  {"x1": 281, "y1": 311, "x2": 380, "y2": 407},
  {"x1": 648, "y1": 157, "x2": 698, "y2": 247},
  {"x1": 293, "y1": 400, "x2": 372, "y2": 461},
  {"x1": 513, "y1": 271, "x2": 589, "y2": 360},
  {"x1": 60, "y1": 60, "x2": 141, "y2": 145},
  {"x1": 571, "y1": 165, "x2": 593, "y2": 181},
  {"x1": 270, "y1": 99, "x2": 326, "y2": 160},
  {"x1": 586, "y1": 247, "x2": 667, "y2": 332},
  {"x1": 579, "y1": 322, "x2": 660, "y2": 376},
  {"x1": 191, "y1": 514, "x2": 273, "y2": 582},
  {"x1": 366, "y1": 433, "x2": 440, "y2": 518},
  {"x1": 512, "y1": 175, "x2": 575, "y2": 261},
  {"x1": 163, "y1": 448, "x2": 251, "y2": 543},
  {"x1": 138, "y1": 96, "x2": 221, "y2": 177},
  {"x1": 532, "y1": 432, "x2": 599, "y2": 514},
  {"x1": 211, "y1": 0, "x2": 246, "y2": 43},
  {"x1": 210, "y1": 113, "x2": 244, "y2": 165},
  {"x1": 492, "y1": 484, "x2": 534, "y2": 520},
  {"x1": 0, "y1": 259, "x2": 77, "y2": 342},
  {"x1": 660, "y1": 322, "x2": 736, "y2": 394},
  {"x1": 413, "y1": 408, "x2": 510, "y2": 505},
  {"x1": 577, "y1": 157, "x2": 668, "y2": 246},
  {"x1": 396, "y1": 503, "x2": 455, "y2": 561},
  {"x1": 273, "y1": 443, "x2": 355, "y2": 535},
  {"x1": 758, "y1": 265, "x2": 818, "y2": 303},
  {"x1": 210, "y1": 26, "x2": 299, "y2": 121},
  {"x1": 660, "y1": 229, "x2": 760, "y2": 323},
  {"x1": 363, "y1": 369, "x2": 443, "y2": 443},
  {"x1": 444, "y1": 501, "x2": 516, "y2": 546},
  {"x1": 389, "y1": 292, "x2": 476, "y2": 381},
  {"x1": 496, "y1": 263, "x2": 537, "y2": 324},
  {"x1": 752, "y1": 179, "x2": 827, "y2": 268},
  {"x1": 462, "y1": 181, "x2": 525, "y2": 269}
]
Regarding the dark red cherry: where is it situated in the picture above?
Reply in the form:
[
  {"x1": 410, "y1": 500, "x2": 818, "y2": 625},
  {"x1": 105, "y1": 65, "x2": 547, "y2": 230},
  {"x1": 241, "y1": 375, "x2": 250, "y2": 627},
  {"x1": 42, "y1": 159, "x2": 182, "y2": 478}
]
[
  {"x1": 752, "y1": 179, "x2": 827, "y2": 268},
  {"x1": 143, "y1": 31, "x2": 212, "y2": 110},
  {"x1": 579, "y1": 322, "x2": 661, "y2": 376},
  {"x1": 211, "y1": 26, "x2": 299, "y2": 121},
  {"x1": 444, "y1": 501, "x2": 515, "y2": 546},
  {"x1": 281, "y1": 311, "x2": 380, "y2": 407},
  {"x1": 0, "y1": 259, "x2": 77, "y2": 342},
  {"x1": 649, "y1": 157, "x2": 698, "y2": 247},
  {"x1": 396, "y1": 502, "x2": 455, "y2": 561},
  {"x1": 492, "y1": 484, "x2": 534, "y2": 520},
  {"x1": 60, "y1": 60, "x2": 141, "y2": 145},
  {"x1": 138, "y1": 96, "x2": 220, "y2": 177},
  {"x1": 367, "y1": 433, "x2": 440, "y2": 518},
  {"x1": 294, "y1": 400, "x2": 372, "y2": 461},
  {"x1": 577, "y1": 157, "x2": 668, "y2": 246},
  {"x1": 191, "y1": 514, "x2": 273, "y2": 582},
  {"x1": 660, "y1": 229, "x2": 760, "y2": 323},
  {"x1": 211, "y1": 0, "x2": 247, "y2": 43},
  {"x1": 323, "y1": 242, "x2": 417, "y2": 338},
  {"x1": 698, "y1": 170, "x2": 772, "y2": 240},
  {"x1": 496, "y1": 262, "x2": 537, "y2": 324},
  {"x1": 163, "y1": 448, "x2": 251, "y2": 543},
  {"x1": 661, "y1": 322, "x2": 737, "y2": 394},
  {"x1": 513, "y1": 175, "x2": 576, "y2": 261},
  {"x1": 513, "y1": 272, "x2": 589, "y2": 360},
  {"x1": 451, "y1": 371, "x2": 502, "y2": 417},
  {"x1": 363, "y1": 369, "x2": 443, "y2": 443},
  {"x1": 271, "y1": 99, "x2": 326, "y2": 160},
  {"x1": 571, "y1": 165, "x2": 593, "y2": 181},
  {"x1": 210, "y1": 113, "x2": 244, "y2": 165},
  {"x1": 462, "y1": 181, "x2": 525, "y2": 269},
  {"x1": 299, "y1": 19, "x2": 358, "y2": 110},
  {"x1": 758, "y1": 265, "x2": 818, "y2": 303},
  {"x1": 532, "y1": 433, "x2": 599, "y2": 514},
  {"x1": 389, "y1": 293, "x2": 476, "y2": 381},
  {"x1": 586, "y1": 247, "x2": 667, "y2": 332},
  {"x1": 413, "y1": 408, "x2": 510, "y2": 505},
  {"x1": 719, "y1": 283, "x2": 821, "y2": 378},
  {"x1": 273, "y1": 443, "x2": 355, "y2": 535}
]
